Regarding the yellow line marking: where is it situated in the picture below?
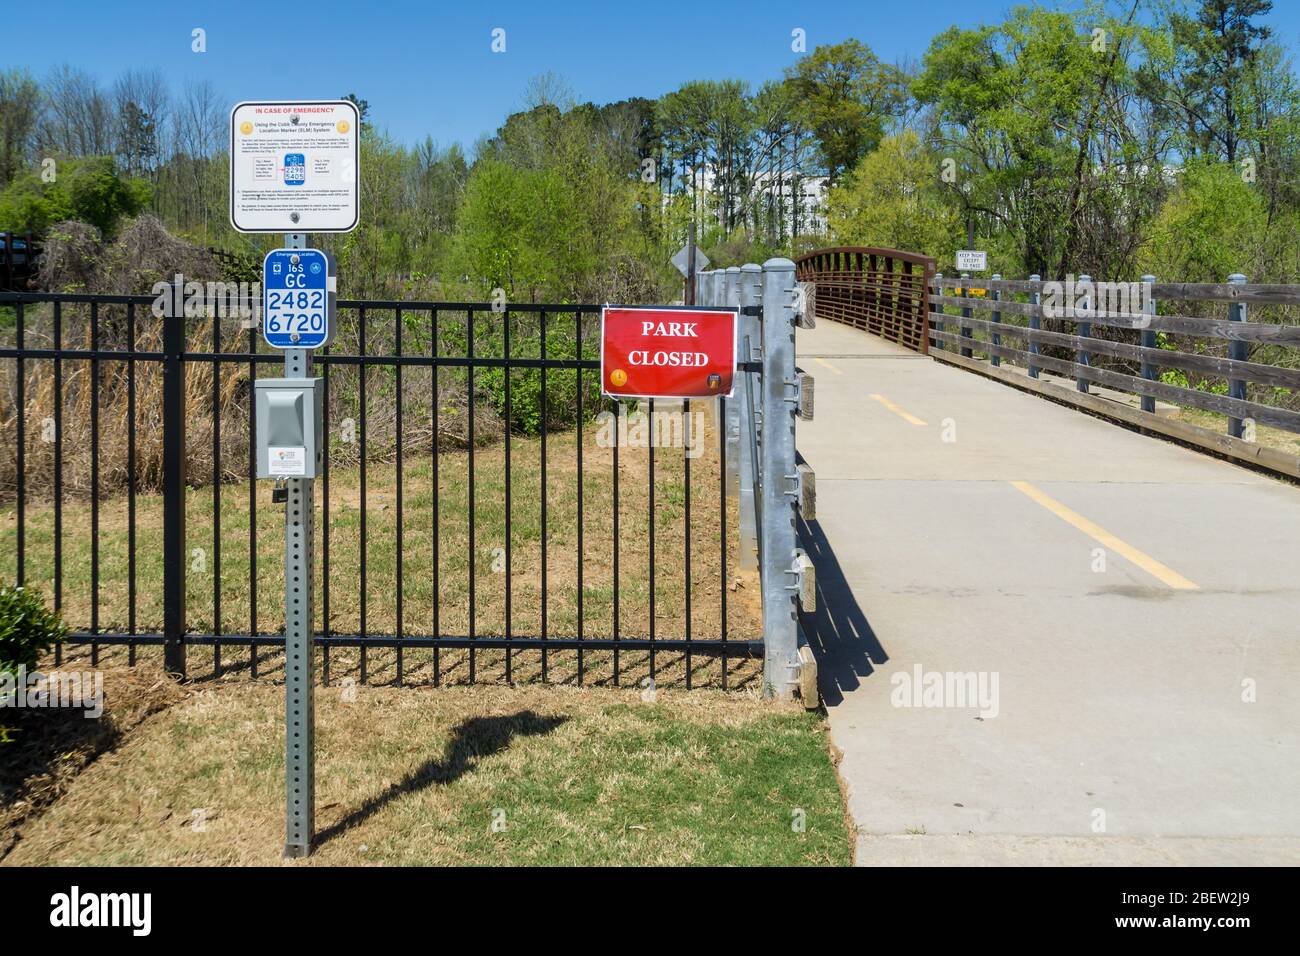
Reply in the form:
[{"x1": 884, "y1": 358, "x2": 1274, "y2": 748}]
[
  {"x1": 1008, "y1": 480, "x2": 1199, "y2": 590},
  {"x1": 869, "y1": 393, "x2": 927, "y2": 426},
  {"x1": 812, "y1": 356, "x2": 844, "y2": 375}
]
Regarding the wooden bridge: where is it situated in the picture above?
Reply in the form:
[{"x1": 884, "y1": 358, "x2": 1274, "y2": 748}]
[{"x1": 792, "y1": 247, "x2": 1300, "y2": 865}]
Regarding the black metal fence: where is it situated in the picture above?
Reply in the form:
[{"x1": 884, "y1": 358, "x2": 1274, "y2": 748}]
[{"x1": 0, "y1": 289, "x2": 761, "y2": 689}]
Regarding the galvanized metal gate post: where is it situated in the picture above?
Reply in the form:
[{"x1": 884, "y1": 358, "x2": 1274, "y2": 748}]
[
  {"x1": 759, "y1": 258, "x2": 800, "y2": 699},
  {"x1": 736, "y1": 265, "x2": 762, "y2": 572},
  {"x1": 282, "y1": 232, "x2": 316, "y2": 859}
]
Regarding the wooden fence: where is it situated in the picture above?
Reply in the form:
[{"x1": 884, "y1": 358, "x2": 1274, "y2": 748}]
[{"x1": 927, "y1": 274, "x2": 1300, "y2": 475}]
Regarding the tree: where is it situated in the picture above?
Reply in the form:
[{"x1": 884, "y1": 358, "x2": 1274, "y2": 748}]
[
  {"x1": 1171, "y1": 0, "x2": 1274, "y2": 163},
  {"x1": 0, "y1": 155, "x2": 151, "y2": 237},
  {"x1": 824, "y1": 131, "x2": 960, "y2": 258},
  {"x1": 0, "y1": 69, "x2": 41, "y2": 188},
  {"x1": 785, "y1": 40, "x2": 907, "y2": 184}
]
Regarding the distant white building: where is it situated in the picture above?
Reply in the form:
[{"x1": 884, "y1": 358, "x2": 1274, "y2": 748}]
[{"x1": 675, "y1": 166, "x2": 829, "y2": 237}]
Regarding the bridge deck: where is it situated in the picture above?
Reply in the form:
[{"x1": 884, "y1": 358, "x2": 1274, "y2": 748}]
[{"x1": 797, "y1": 320, "x2": 1300, "y2": 865}]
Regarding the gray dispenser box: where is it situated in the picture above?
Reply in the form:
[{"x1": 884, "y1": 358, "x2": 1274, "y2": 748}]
[{"x1": 254, "y1": 377, "x2": 325, "y2": 479}]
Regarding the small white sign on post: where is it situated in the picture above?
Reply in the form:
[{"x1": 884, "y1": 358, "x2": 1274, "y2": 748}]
[
  {"x1": 956, "y1": 250, "x2": 988, "y2": 272},
  {"x1": 229, "y1": 100, "x2": 360, "y2": 233}
]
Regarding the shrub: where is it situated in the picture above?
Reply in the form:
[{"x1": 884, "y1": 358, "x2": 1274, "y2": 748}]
[{"x1": 0, "y1": 583, "x2": 67, "y2": 678}]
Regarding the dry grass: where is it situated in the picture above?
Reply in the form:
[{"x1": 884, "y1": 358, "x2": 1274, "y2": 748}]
[
  {"x1": 0, "y1": 662, "x2": 188, "y2": 859},
  {"x1": 2, "y1": 680, "x2": 848, "y2": 866},
  {"x1": 1, "y1": 403, "x2": 764, "y2": 689}
]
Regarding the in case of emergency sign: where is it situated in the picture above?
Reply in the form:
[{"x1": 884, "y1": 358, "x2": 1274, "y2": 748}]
[{"x1": 600, "y1": 306, "x2": 738, "y2": 399}]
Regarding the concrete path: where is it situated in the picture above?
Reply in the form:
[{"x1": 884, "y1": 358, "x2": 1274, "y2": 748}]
[{"x1": 796, "y1": 320, "x2": 1300, "y2": 866}]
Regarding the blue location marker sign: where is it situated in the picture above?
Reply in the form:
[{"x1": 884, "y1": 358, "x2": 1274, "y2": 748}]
[{"x1": 262, "y1": 248, "x2": 335, "y2": 349}]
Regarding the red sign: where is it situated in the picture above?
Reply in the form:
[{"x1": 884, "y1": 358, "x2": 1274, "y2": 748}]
[{"x1": 600, "y1": 306, "x2": 738, "y2": 399}]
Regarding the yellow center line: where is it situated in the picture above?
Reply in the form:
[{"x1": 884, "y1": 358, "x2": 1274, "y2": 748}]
[
  {"x1": 812, "y1": 356, "x2": 844, "y2": 375},
  {"x1": 869, "y1": 393, "x2": 927, "y2": 426},
  {"x1": 1008, "y1": 480, "x2": 1200, "y2": 591}
]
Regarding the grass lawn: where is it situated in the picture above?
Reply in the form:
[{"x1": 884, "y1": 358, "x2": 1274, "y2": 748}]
[{"x1": 2, "y1": 669, "x2": 850, "y2": 866}]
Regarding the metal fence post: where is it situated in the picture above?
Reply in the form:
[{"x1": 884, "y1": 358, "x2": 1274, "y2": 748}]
[
  {"x1": 1076, "y1": 273, "x2": 1092, "y2": 393},
  {"x1": 735, "y1": 265, "x2": 762, "y2": 572},
  {"x1": 759, "y1": 258, "x2": 799, "y2": 700},
  {"x1": 1028, "y1": 274, "x2": 1041, "y2": 379},
  {"x1": 990, "y1": 274, "x2": 1002, "y2": 367},
  {"x1": 932, "y1": 272, "x2": 943, "y2": 352},
  {"x1": 1228, "y1": 272, "x2": 1248, "y2": 437},
  {"x1": 959, "y1": 272, "x2": 972, "y2": 357},
  {"x1": 281, "y1": 232, "x2": 317, "y2": 859},
  {"x1": 1140, "y1": 274, "x2": 1156, "y2": 412},
  {"x1": 162, "y1": 281, "x2": 187, "y2": 677}
]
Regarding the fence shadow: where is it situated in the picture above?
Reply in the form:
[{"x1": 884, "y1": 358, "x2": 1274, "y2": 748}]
[
  {"x1": 315, "y1": 709, "x2": 568, "y2": 846},
  {"x1": 797, "y1": 514, "x2": 889, "y2": 707}
]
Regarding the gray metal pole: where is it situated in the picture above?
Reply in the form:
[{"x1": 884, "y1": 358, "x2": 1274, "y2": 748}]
[
  {"x1": 759, "y1": 258, "x2": 799, "y2": 700},
  {"x1": 1227, "y1": 272, "x2": 1248, "y2": 437},
  {"x1": 282, "y1": 231, "x2": 316, "y2": 859},
  {"x1": 1028, "y1": 274, "x2": 1041, "y2": 379},
  {"x1": 1140, "y1": 274, "x2": 1156, "y2": 411},
  {"x1": 735, "y1": 264, "x2": 762, "y2": 572},
  {"x1": 990, "y1": 273, "x2": 1002, "y2": 367},
  {"x1": 1076, "y1": 273, "x2": 1092, "y2": 393}
]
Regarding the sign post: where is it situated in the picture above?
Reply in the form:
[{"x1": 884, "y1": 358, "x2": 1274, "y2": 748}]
[
  {"x1": 955, "y1": 250, "x2": 987, "y2": 272},
  {"x1": 232, "y1": 99, "x2": 358, "y2": 859}
]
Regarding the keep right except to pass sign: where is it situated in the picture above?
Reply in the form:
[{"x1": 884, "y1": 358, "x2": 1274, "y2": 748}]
[{"x1": 601, "y1": 306, "x2": 738, "y2": 399}]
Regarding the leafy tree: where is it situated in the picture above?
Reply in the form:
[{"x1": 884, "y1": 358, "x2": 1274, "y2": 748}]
[
  {"x1": 0, "y1": 155, "x2": 150, "y2": 237},
  {"x1": 785, "y1": 40, "x2": 907, "y2": 184},
  {"x1": 1171, "y1": 0, "x2": 1274, "y2": 162},
  {"x1": 825, "y1": 131, "x2": 960, "y2": 259}
]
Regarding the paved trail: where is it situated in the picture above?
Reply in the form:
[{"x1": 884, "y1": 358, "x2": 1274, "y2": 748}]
[{"x1": 796, "y1": 320, "x2": 1300, "y2": 865}]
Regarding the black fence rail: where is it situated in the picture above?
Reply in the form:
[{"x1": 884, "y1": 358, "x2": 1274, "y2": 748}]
[{"x1": 0, "y1": 290, "x2": 761, "y2": 689}]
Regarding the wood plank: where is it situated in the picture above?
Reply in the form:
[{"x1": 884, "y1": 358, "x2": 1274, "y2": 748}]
[
  {"x1": 933, "y1": 313, "x2": 1300, "y2": 390},
  {"x1": 930, "y1": 349, "x2": 1300, "y2": 480},
  {"x1": 930, "y1": 329, "x2": 1300, "y2": 431}
]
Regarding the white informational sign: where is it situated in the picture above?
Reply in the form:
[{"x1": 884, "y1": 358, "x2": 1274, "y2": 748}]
[
  {"x1": 268, "y1": 446, "x2": 307, "y2": 476},
  {"x1": 956, "y1": 250, "x2": 988, "y2": 272},
  {"x1": 229, "y1": 100, "x2": 360, "y2": 233}
]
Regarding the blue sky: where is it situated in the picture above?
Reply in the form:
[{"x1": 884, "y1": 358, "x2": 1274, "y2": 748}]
[{"x1": 9, "y1": 0, "x2": 1300, "y2": 151}]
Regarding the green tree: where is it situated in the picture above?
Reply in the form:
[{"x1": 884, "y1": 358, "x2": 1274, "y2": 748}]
[
  {"x1": 0, "y1": 155, "x2": 150, "y2": 237},
  {"x1": 785, "y1": 40, "x2": 907, "y2": 184},
  {"x1": 824, "y1": 131, "x2": 960, "y2": 259}
]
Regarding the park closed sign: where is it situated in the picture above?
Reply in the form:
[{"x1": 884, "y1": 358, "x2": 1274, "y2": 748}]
[{"x1": 601, "y1": 306, "x2": 738, "y2": 399}]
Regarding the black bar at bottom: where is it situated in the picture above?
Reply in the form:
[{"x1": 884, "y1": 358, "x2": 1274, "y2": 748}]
[{"x1": 63, "y1": 632, "x2": 764, "y2": 658}]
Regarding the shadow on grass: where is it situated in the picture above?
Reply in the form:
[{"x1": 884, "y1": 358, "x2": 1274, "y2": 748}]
[
  {"x1": 797, "y1": 513, "x2": 889, "y2": 708},
  {"x1": 315, "y1": 710, "x2": 568, "y2": 847}
]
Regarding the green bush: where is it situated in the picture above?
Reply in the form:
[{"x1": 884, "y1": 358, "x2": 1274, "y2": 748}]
[{"x1": 0, "y1": 583, "x2": 67, "y2": 677}]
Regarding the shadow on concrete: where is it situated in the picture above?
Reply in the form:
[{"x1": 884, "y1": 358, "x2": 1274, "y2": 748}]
[
  {"x1": 316, "y1": 710, "x2": 568, "y2": 847},
  {"x1": 798, "y1": 514, "x2": 889, "y2": 707}
]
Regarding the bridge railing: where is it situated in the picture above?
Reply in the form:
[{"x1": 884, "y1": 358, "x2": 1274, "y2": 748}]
[
  {"x1": 928, "y1": 273, "x2": 1300, "y2": 476},
  {"x1": 794, "y1": 247, "x2": 936, "y2": 354}
]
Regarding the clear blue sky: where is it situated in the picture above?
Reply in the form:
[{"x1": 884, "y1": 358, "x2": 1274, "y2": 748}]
[{"x1": 10, "y1": 0, "x2": 1300, "y2": 151}]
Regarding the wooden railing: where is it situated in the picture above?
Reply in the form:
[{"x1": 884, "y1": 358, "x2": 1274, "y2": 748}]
[
  {"x1": 795, "y1": 247, "x2": 936, "y2": 354},
  {"x1": 927, "y1": 274, "x2": 1300, "y2": 474}
]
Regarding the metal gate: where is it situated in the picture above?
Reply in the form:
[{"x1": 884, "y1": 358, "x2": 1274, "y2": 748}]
[{"x1": 2, "y1": 271, "x2": 814, "y2": 697}]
